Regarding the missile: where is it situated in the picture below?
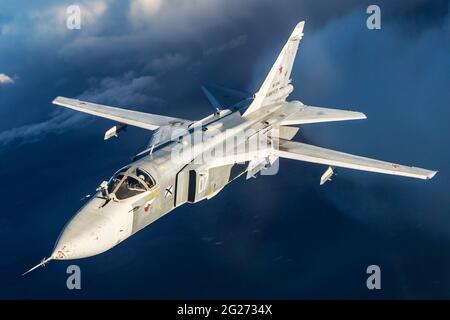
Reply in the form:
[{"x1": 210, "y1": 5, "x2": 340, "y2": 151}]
[
  {"x1": 104, "y1": 123, "x2": 127, "y2": 140},
  {"x1": 320, "y1": 166, "x2": 335, "y2": 185}
]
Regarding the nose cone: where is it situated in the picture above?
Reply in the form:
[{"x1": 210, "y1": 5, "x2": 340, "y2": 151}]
[{"x1": 53, "y1": 202, "x2": 118, "y2": 260}]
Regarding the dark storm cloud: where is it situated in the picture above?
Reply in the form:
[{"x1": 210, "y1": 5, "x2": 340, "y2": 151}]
[
  {"x1": 0, "y1": 0, "x2": 449, "y2": 214},
  {"x1": 0, "y1": 0, "x2": 367, "y2": 144},
  {"x1": 0, "y1": 0, "x2": 258, "y2": 143},
  {"x1": 0, "y1": 109, "x2": 87, "y2": 147},
  {"x1": 0, "y1": 0, "x2": 448, "y2": 163},
  {"x1": 0, "y1": 72, "x2": 160, "y2": 147},
  {"x1": 204, "y1": 34, "x2": 248, "y2": 56},
  {"x1": 0, "y1": 0, "x2": 446, "y2": 151},
  {"x1": 79, "y1": 72, "x2": 161, "y2": 106}
]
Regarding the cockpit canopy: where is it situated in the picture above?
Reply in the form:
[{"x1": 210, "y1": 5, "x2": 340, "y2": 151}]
[{"x1": 107, "y1": 165, "x2": 156, "y2": 200}]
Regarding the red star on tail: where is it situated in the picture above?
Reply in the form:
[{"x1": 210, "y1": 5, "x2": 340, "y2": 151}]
[{"x1": 278, "y1": 65, "x2": 283, "y2": 74}]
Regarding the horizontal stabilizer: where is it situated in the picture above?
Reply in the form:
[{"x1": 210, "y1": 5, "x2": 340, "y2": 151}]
[
  {"x1": 202, "y1": 84, "x2": 252, "y2": 107},
  {"x1": 279, "y1": 126, "x2": 300, "y2": 140},
  {"x1": 201, "y1": 86, "x2": 222, "y2": 112},
  {"x1": 276, "y1": 139, "x2": 437, "y2": 180},
  {"x1": 280, "y1": 104, "x2": 366, "y2": 126}
]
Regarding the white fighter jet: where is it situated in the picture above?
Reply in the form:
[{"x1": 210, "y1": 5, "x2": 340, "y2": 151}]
[{"x1": 24, "y1": 21, "x2": 436, "y2": 274}]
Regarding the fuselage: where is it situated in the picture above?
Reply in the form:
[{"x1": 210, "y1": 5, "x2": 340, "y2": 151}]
[{"x1": 51, "y1": 100, "x2": 302, "y2": 260}]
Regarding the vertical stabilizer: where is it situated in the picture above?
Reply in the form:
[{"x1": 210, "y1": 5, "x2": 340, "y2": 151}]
[{"x1": 243, "y1": 21, "x2": 304, "y2": 116}]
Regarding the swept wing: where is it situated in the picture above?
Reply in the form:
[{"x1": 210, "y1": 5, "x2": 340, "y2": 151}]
[
  {"x1": 276, "y1": 139, "x2": 436, "y2": 180},
  {"x1": 53, "y1": 96, "x2": 191, "y2": 131}
]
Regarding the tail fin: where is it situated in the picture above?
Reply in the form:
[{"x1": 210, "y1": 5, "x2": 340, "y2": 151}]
[{"x1": 243, "y1": 21, "x2": 304, "y2": 116}]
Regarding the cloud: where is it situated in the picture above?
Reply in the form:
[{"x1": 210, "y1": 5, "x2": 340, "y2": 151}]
[
  {"x1": 204, "y1": 34, "x2": 248, "y2": 56},
  {"x1": 24, "y1": 0, "x2": 109, "y2": 39},
  {"x1": 81, "y1": 0, "x2": 109, "y2": 25},
  {"x1": 125, "y1": 0, "x2": 255, "y2": 33},
  {"x1": 0, "y1": 73, "x2": 14, "y2": 84},
  {"x1": 1, "y1": 0, "x2": 449, "y2": 149},
  {"x1": 79, "y1": 72, "x2": 161, "y2": 106},
  {"x1": 0, "y1": 109, "x2": 87, "y2": 147},
  {"x1": 128, "y1": 0, "x2": 163, "y2": 24},
  {"x1": 144, "y1": 53, "x2": 189, "y2": 73},
  {"x1": 0, "y1": 72, "x2": 161, "y2": 146}
]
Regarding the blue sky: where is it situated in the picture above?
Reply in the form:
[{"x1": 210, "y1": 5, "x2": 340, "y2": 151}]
[{"x1": 0, "y1": 0, "x2": 449, "y2": 299}]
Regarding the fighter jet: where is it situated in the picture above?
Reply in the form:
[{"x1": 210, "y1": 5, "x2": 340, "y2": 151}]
[{"x1": 24, "y1": 21, "x2": 436, "y2": 274}]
